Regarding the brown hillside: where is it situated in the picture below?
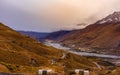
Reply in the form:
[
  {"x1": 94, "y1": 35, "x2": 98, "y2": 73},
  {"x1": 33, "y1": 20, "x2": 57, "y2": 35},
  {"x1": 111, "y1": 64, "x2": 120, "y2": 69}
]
[
  {"x1": 0, "y1": 23, "x2": 96, "y2": 73},
  {"x1": 58, "y1": 12, "x2": 120, "y2": 55},
  {"x1": 59, "y1": 21, "x2": 120, "y2": 55}
]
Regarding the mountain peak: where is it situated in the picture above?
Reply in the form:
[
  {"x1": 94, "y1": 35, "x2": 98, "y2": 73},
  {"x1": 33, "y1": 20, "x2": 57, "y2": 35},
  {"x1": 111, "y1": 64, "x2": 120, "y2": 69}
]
[{"x1": 96, "y1": 11, "x2": 120, "y2": 24}]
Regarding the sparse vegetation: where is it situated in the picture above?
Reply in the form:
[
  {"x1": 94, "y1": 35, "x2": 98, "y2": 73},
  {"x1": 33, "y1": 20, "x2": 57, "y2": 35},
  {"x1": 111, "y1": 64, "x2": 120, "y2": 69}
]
[
  {"x1": 0, "y1": 23, "x2": 98, "y2": 74},
  {"x1": 0, "y1": 23, "x2": 119, "y2": 75}
]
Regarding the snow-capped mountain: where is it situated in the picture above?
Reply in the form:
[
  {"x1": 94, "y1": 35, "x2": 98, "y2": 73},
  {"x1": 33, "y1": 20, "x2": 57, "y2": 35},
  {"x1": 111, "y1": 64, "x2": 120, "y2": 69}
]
[
  {"x1": 96, "y1": 11, "x2": 120, "y2": 24},
  {"x1": 58, "y1": 11, "x2": 120, "y2": 55}
]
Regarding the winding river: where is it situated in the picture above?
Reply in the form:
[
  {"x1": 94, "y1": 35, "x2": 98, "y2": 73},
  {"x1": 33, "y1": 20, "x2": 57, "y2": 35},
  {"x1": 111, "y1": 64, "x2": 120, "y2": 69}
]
[{"x1": 44, "y1": 42, "x2": 120, "y2": 59}]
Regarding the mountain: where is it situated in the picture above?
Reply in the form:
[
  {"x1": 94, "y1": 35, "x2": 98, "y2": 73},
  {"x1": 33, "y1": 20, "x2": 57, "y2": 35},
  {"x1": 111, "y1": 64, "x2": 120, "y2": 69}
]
[
  {"x1": 45, "y1": 30, "x2": 71, "y2": 41},
  {"x1": 95, "y1": 12, "x2": 120, "y2": 24},
  {"x1": 19, "y1": 31, "x2": 50, "y2": 41},
  {"x1": 58, "y1": 11, "x2": 120, "y2": 55},
  {"x1": 19, "y1": 30, "x2": 71, "y2": 42},
  {"x1": 0, "y1": 23, "x2": 96, "y2": 74}
]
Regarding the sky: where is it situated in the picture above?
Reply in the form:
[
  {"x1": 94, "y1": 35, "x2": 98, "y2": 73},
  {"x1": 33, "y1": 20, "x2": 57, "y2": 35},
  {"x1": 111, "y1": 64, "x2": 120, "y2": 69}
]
[{"x1": 0, "y1": 0, "x2": 120, "y2": 32}]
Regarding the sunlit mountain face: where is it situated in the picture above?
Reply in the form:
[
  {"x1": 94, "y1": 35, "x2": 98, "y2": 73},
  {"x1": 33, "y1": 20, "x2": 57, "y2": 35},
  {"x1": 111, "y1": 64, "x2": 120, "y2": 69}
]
[{"x1": 0, "y1": 0, "x2": 120, "y2": 32}]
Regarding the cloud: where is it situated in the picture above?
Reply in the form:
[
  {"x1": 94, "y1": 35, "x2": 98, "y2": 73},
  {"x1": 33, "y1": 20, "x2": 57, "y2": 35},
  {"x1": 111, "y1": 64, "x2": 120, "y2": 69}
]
[{"x1": 0, "y1": 0, "x2": 120, "y2": 32}]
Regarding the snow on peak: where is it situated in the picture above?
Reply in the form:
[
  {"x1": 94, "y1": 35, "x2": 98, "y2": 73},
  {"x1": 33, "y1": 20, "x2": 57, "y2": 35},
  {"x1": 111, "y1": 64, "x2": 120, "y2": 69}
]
[{"x1": 96, "y1": 11, "x2": 120, "y2": 24}]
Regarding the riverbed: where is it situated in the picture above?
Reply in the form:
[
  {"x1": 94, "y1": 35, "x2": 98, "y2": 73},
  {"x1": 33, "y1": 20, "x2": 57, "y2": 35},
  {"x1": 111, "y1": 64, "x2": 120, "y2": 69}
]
[{"x1": 44, "y1": 42, "x2": 120, "y2": 59}]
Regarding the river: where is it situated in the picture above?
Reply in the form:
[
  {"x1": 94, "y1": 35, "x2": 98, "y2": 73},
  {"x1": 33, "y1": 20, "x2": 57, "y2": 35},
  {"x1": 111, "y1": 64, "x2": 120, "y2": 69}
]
[{"x1": 44, "y1": 42, "x2": 120, "y2": 59}]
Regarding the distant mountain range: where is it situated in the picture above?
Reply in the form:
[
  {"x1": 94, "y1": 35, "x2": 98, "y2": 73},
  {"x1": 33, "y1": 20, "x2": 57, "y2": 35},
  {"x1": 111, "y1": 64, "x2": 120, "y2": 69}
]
[
  {"x1": 19, "y1": 30, "x2": 72, "y2": 42},
  {"x1": 58, "y1": 11, "x2": 120, "y2": 55},
  {"x1": 19, "y1": 31, "x2": 50, "y2": 41},
  {"x1": 44, "y1": 30, "x2": 72, "y2": 40}
]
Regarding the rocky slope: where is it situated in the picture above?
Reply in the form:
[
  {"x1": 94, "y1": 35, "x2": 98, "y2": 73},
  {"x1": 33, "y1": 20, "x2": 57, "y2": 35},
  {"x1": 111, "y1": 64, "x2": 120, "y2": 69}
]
[{"x1": 58, "y1": 12, "x2": 120, "y2": 55}]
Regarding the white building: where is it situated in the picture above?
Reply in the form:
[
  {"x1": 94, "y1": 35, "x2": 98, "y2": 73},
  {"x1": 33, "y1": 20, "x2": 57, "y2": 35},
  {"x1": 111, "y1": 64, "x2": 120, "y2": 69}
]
[
  {"x1": 75, "y1": 69, "x2": 89, "y2": 75},
  {"x1": 38, "y1": 69, "x2": 52, "y2": 75}
]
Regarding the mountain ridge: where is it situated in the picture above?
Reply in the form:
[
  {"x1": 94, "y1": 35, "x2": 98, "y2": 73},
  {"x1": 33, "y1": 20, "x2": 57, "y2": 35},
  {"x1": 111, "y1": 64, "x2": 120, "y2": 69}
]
[
  {"x1": 19, "y1": 30, "x2": 72, "y2": 42},
  {"x1": 58, "y1": 11, "x2": 120, "y2": 55},
  {"x1": 95, "y1": 11, "x2": 120, "y2": 24},
  {"x1": 18, "y1": 31, "x2": 50, "y2": 41}
]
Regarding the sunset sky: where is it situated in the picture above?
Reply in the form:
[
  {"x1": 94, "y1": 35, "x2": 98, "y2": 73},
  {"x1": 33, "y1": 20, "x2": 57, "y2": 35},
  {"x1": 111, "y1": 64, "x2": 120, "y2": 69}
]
[{"x1": 0, "y1": 0, "x2": 120, "y2": 32}]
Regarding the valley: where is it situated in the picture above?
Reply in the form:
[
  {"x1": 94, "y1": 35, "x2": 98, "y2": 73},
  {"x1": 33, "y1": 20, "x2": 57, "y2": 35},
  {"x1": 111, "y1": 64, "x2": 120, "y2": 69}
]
[
  {"x1": 1, "y1": 1, "x2": 120, "y2": 74},
  {"x1": 44, "y1": 41, "x2": 120, "y2": 66},
  {"x1": 57, "y1": 12, "x2": 120, "y2": 56},
  {"x1": 44, "y1": 42, "x2": 120, "y2": 59},
  {"x1": 0, "y1": 22, "x2": 120, "y2": 75},
  {"x1": 0, "y1": 23, "x2": 97, "y2": 75}
]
